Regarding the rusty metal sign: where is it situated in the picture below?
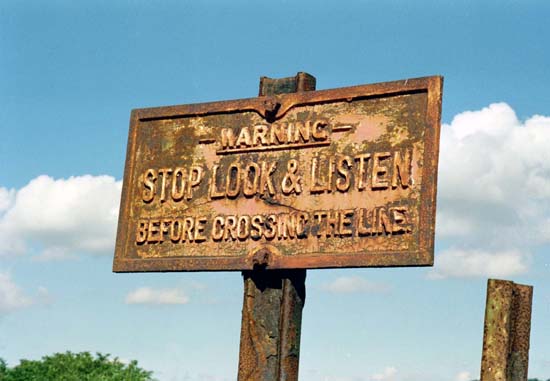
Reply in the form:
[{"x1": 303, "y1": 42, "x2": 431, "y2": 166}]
[{"x1": 113, "y1": 76, "x2": 443, "y2": 272}]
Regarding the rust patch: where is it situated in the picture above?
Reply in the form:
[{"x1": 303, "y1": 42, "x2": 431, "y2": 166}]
[{"x1": 113, "y1": 76, "x2": 443, "y2": 272}]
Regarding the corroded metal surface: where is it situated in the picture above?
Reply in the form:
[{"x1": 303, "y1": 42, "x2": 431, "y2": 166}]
[
  {"x1": 238, "y1": 269, "x2": 306, "y2": 381},
  {"x1": 113, "y1": 75, "x2": 443, "y2": 272},
  {"x1": 238, "y1": 73, "x2": 311, "y2": 381},
  {"x1": 508, "y1": 284, "x2": 533, "y2": 381},
  {"x1": 480, "y1": 279, "x2": 533, "y2": 381}
]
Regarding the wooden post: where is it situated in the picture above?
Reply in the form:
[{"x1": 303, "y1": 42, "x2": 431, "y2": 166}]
[
  {"x1": 480, "y1": 279, "x2": 533, "y2": 381},
  {"x1": 237, "y1": 72, "x2": 315, "y2": 381}
]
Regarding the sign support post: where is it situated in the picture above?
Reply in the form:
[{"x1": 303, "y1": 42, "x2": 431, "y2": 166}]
[
  {"x1": 480, "y1": 279, "x2": 533, "y2": 381},
  {"x1": 237, "y1": 72, "x2": 315, "y2": 381}
]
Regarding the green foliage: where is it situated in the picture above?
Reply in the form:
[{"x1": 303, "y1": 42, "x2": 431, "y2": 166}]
[
  {"x1": 0, "y1": 358, "x2": 7, "y2": 380},
  {"x1": 0, "y1": 352, "x2": 155, "y2": 381}
]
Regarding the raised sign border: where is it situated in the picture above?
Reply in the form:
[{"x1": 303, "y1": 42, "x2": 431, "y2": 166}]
[{"x1": 113, "y1": 76, "x2": 442, "y2": 272}]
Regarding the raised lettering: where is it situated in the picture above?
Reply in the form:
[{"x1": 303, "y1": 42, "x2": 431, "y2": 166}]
[
  {"x1": 158, "y1": 168, "x2": 172, "y2": 202},
  {"x1": 357, "y1": 208, "x2": 374, "y2": 236},
  {"x1": 209, "y1": 165, "x2": 225, "y2": 199},
  {"x1": 372, "y1": 152, "x2": 390, "y2": 189},
  {"x1": 171, "y1": 167, "x2": 187, "y2": 201},
  {"x1": 194, "y1": 217, "x2": 207, "y2": 242},
  {"x1": 354, "y1": 154, "x2": 371, "y2": 191},
  {"x1": 277, "y1": 214, "x2": 296, "y2": 239},
  {"x1": 259, "y1": 161, "x2": 277, "y2": 196},
  {"x1": 160, "y1": 219, "x2": 171, "y2": 242},
  {"x1": 311, "y1": 120, "x2": 328, "y2": 140},
  {"x1": 377, "y1": 207, "x2": 392, "y2": 234},
  {"x1": 250, "y1": 215, "x2": 263, "y2": 240},
  {"x1": 170, "y1": 219, "x2": 182, "y2": 242},
  {"x1": 226, "y1": 163, "x2": 241, "y2": 198},
  {"x1": 295, "y1": 212, "x2": 308, "y2": 238},
  {"x1": 253, "y1": 125, "x2": 269, "y2": 146},
  {"x1": 390, "y1": 207, "x2": 412, "y2": 233},
  {"x1": 313, "y1": 211, "x2": 327, "y2": 237},
  {"x1": 336, "y1": 156, "x2": 352, "y2": 192},
  {"x1": 294, "y1": 121, "x2": 310, "y2": 143},
  {"x1": 243, "y1": 162, "x2": 260, "y2": 197},
  {"x1": 211, "y1": 216, "x2": 224, "y2": 241},
  {"x1": 147, "y1": 219, "x2": 161, "y2": 243},
  {"x1": 142, "y1": 169, "x2": 156, "y2": 203},
  {"x1": 187, "y1": 166, "x2": 203, "y2": 199},
  {"x1": 181, "y1": 217, "x2": 194, "y2": 242},
  {"x1": 236, "y1": 127, "x2": 252, "y2": 147},
  {"x1": 221, "y1": 128, "x2": 237, "y2": 149},
  {"x1": 339, "y1": 209, "x2": 354, "y2": 236},
  {"x1": 264, "y1": 215, "x2": 277, "y2": 239},
  {"x1": 327, "y1": 159, "x2": 335, "y2": 193},
  {"x1": 270, "y1": 123, "x2": 287, "y2": 145},
  {"x1": 310, "y1": 157, "x2": 326, "y2": 193},
  {"x1": 136, "y1": 220, "x2": 148, "y2": 243},
  {"x1": 224, "y1": 215, "x2": 237, "y2": 241},
  {"x1": 391, "y1": 149, "x2": 412, "y2": 189}
]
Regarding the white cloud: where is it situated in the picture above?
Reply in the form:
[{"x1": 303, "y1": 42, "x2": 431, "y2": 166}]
[
  {"x1": 320, "y1": 276, "x2": 391, "y2": 294},
  {"x1": 370, "y1": 367, "x2": 397, "y2": 381},
  {"x1": 455, "y1": 371, "x2": 473, "y2": 381},
  {"x1": 0, "y1": 175, "x2": 122, "y2": 259},
  {"x1": 0, "y1": 188, "x2": 15, "y2": 213},
  {"x1": 434, "y1": 103, "x2": 550, "y2": 278},
  {"x1": 438, "y1": 103, "x2": 550, "y2": 245},
  {"x1": 31, "y1": 248, "x2": 78, "y2": 262},
  {"x1": 125, "y1": 287, "x2": 190, "y2": 305},
  {"x1": 0, "y1": 272, "x2": 32, "y2": 313},
  {"x1": 429, "y1": 248, "x2": 528, "y2": 280}
]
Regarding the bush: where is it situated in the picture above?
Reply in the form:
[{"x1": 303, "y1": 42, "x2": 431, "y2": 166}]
[{"x1": 0, "y1": 352, "x2": 155, "y2": 381}]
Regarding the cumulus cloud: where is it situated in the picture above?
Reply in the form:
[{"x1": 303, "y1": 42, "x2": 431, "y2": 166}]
[
  {"x1": 125, "y1": 287, "x2": 190, "y2": 305},
  {"x1": 0, "y1": 271, "x2": 50, "y2": 314},
  {"x1": 0, "y1": 175, "x2": 122, "y2": 259},
  {"x1": 370, "y1": 367, "x2": 397, "y2": 381},
  {"x1": 429, "y1": 249, "x2": 528, "y2": 279},
  {"x1": 433, "y1": 103, "x2": 550, "y2": 278},
  {"x1": 320, "y1": 276, "x2": 391, "y2": 294},
  {"x1": 0, "y1": 188, "x2": 15, "y2": 213}
]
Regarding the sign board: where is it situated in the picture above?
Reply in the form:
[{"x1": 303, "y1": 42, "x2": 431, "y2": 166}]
[{"x1": 113, "y1": 76, "x2": 442, "y2": 272}]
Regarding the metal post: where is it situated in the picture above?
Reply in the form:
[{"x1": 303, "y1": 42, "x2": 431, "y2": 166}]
[
  {"x1": 480, "y1": 279, "x2": 533, "y2": 381},
  {"x1": 237, "y1": 72, "x2": 315, "y2": 381}
]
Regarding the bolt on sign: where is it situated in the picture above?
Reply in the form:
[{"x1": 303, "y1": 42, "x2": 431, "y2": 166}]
[{"x1": 113, "y1": 76, "x2": 443, "y2": 272}]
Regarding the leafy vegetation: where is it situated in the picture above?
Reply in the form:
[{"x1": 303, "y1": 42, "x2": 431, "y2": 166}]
[{"x1": 0, "y1": 352, "x2": 155, "y2": 381}]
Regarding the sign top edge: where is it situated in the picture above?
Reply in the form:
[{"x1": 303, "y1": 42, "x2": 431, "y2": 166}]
[{"x1": 131, "y1": 75, "x2": 443, "y2": 122}]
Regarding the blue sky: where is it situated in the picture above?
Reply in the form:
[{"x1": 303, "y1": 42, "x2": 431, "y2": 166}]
[{"x1": 1, "y1": 1, "x2": 549, "y2": 381}]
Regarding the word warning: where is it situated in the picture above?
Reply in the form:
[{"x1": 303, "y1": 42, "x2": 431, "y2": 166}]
[{"x1": 113, "y1": 76, "x2": 442, "y2": 271}]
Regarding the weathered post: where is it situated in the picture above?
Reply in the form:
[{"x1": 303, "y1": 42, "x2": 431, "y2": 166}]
[
  {"x1": 237, "y1": 72, "x2": 315, "y2": 381},
  {"x1": 480, "y1": 279, "x2": 533, "y2": 381}
]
